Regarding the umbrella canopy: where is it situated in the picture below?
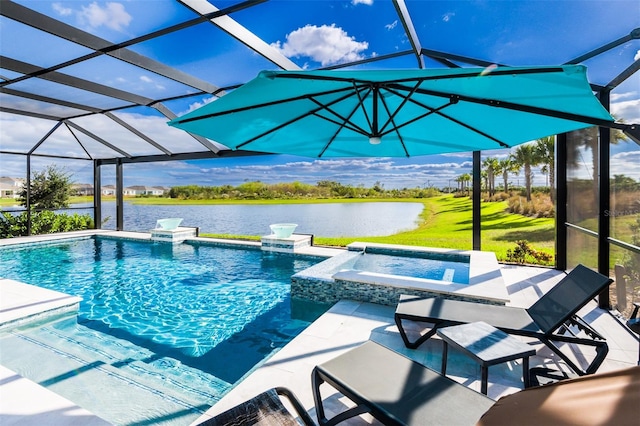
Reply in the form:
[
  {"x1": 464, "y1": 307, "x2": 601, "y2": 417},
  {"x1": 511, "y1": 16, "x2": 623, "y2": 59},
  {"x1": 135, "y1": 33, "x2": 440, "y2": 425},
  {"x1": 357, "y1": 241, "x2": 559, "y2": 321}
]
[{"x1": 168, "y1": 66, "x2": 615, "y2": 157}]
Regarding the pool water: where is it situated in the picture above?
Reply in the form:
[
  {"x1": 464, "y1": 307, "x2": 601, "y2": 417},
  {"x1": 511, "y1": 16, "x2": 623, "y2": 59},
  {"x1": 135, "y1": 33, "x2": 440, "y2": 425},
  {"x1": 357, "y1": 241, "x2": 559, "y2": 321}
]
[
  {"x1": 351, "y1": 252, "x2": 470, "y2": 283},
  {"x1": 0, "y1": 237, "x2": 325, "y2": 425}
]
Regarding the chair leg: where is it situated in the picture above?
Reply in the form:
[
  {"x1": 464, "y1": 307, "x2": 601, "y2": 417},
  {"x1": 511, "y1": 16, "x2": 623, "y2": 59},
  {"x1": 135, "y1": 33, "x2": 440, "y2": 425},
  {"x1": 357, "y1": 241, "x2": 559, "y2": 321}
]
[{"x1": 311, "y1": 367, "x2": 372, "y2": 426}]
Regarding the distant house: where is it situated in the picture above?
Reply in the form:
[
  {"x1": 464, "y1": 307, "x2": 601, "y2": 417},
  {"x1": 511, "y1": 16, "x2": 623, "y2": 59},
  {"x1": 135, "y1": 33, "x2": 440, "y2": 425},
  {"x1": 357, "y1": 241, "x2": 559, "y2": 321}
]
[
  {"x1": 123, "y1": 186, "x2": 168, "y2": 196},
  {"x1": 72, "y1": 183, "x2": 94, "y2": 196},
  {"x1": 0, "y1": 177, "x2": 24, "y2": 199},
  {"x1": 0, "y1": 180, "x2": 169, "y2": 198},
  {"x1": 101, "y1": 185, "x2": 116, "y2": 196}
]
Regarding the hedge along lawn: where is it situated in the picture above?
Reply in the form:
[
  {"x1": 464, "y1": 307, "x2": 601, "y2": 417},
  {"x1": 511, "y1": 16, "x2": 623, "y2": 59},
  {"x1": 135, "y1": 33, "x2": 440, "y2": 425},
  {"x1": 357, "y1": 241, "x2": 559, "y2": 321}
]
[
  {"x1": 201, "y1": 195, "x2": 555, "y2": 262},
  {"x1": 128, "y1": 197, "x2": 413, "y2": 205}
]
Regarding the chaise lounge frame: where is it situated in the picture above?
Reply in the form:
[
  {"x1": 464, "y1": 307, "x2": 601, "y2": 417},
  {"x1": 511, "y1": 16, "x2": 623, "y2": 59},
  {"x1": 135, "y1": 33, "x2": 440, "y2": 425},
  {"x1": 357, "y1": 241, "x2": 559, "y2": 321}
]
[
  {"x1": 312, "y1": 340, "x2": 495, "y2": 426},
  {"x1": 394, "y1": 264, "x2": 612, "y2": 376},
  {"x1": 196, "y1": 387, "x2": 315, "y2": 426}
]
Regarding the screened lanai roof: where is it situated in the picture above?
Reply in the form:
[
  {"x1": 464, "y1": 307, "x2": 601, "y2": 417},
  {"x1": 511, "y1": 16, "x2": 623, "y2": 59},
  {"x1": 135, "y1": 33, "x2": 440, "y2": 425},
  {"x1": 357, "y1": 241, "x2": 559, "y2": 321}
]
[{"x1": 1, "y1": 0, "x2": 639, "y2": 166}]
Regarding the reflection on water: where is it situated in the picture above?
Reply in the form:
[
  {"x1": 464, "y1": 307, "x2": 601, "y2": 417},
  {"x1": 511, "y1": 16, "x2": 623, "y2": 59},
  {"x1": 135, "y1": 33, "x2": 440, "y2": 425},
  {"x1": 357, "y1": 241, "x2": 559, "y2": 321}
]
[{"x1": 4, "y1": 201, "x2": 423, "y2": 237}]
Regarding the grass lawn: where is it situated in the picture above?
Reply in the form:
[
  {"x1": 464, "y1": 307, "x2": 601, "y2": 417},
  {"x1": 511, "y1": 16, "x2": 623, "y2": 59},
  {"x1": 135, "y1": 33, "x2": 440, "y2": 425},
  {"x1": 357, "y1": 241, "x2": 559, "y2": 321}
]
[
  {"x1": 0, "y1": 198, "x2": 19, "y2": 207},
  {"x1": 201, "y1": 195, "x2": 555, "y2": 263}
]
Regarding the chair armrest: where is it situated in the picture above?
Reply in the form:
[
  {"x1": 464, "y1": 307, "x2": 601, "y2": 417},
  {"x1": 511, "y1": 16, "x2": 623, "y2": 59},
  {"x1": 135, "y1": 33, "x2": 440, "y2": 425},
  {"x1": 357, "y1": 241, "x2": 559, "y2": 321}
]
[{"x1": 275, "y1": 387, "x2": 316, "y2": 426}]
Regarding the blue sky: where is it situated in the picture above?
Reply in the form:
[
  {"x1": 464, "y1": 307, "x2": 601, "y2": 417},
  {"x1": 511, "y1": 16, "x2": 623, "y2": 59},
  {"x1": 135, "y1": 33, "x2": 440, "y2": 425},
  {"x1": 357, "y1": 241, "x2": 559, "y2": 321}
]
[{"x1": 2, "y1": 0, "x2": 639, "y2": 189}]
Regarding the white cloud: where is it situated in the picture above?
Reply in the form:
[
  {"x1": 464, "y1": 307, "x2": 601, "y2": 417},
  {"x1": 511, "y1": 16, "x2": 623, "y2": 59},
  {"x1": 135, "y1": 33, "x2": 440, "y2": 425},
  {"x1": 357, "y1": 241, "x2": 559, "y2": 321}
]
[
  {"x1": 611, "y1": 150, "x2": 640, "y2": 180},
  {"x1": 635, "y1": 49, "x2": 640, "y2": 61},
  {"x1": 352, "y1": 0, "x2": 374, "y2": 5},
  {"x1": 185, "y1": 157, "x2": 477, "y2": 189},
  {"x1": 184, "y1": 96, "x2": 217, "y2": 115},
  {"x1": 611, "y1": 97, "x2": 640, "y2": 124},
  {"x1": 272, "y1": 24, "x2": 369, "y2": 66},
  {"x1": 385, "y1": 20, "x2": 398, "y2": 31},
  {"x1": 138, "y1": 75, "x2": 165, "y2": 90},
  {"x1": 610, "y1": 91, "x2": 637, "y2": 102},
  {"x1": 52, "y1": 3, "x2": 73, "y2": 16},
  {"x1": 442, "y1": 12, "x2": 455, "y2": 22},
  {"x1": 79, "y1": 2, "x2": 132, "y2": 32}
]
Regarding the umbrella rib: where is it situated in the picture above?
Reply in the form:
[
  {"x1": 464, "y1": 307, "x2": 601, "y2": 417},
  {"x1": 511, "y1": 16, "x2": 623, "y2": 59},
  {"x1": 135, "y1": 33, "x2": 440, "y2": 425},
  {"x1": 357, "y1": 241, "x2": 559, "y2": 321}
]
[
  {"x1": 309, "y1": 90, "x2": 374, "y2": 158},
  {"x1": 404, "y1": 85, "x2": 615, "y2": 130},
  {"x1": 351, "y1": 83, "x2": 376, "y2": 136},
  {"x1": 436, "y1": 110, "x2": 510, "y2": 148},
  {"x1": 308, "y1": 85, "x2": 374, "y2": 137},
  {"x1": 377, "y1": 88, "x2": 413, "y2": 157},
  {"x1": 377, "y1": 82, "x2": 421, "y2": 136},
  {"x1": 235, "y1": 88, "x2": 368, "y2": 150},
  {"x1": 174, "y1": 85, "x2": 357, "y2": 124},
  {"x1": 384, "y1": 84, "x2": 510, "y2": 148},
  {"x1": 379, "y1": 99, "x2": 460, "y2": 153},
  {"x1": 270, "y1": 67, "x2": 566, "y2": 85}
]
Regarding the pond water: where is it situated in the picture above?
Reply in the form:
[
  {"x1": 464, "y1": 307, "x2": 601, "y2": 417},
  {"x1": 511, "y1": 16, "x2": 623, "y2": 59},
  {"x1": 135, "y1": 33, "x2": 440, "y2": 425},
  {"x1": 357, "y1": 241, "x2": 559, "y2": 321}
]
[{"x1": 63, "y1": 202, "x2": 424, "y2": 237}]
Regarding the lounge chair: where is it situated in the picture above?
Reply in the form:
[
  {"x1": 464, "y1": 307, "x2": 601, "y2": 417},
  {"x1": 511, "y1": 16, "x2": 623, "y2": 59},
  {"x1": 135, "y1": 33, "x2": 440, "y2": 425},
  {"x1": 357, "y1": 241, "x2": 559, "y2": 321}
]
[
  {"x1": 195, "y1": 340, "x2": 637, "y2": 426},
  {"x1": 312, "y1": 340, "x2": 495, "y2": 425},
  {"x1": 476, "y1": 365, "x2": 640, "y2": 425},
  {"x1": 394, "y1": 264, "x2": 612, "y2": 376},
  {"x1": 195, "y1": 387, "x2": 315, "y2": 426},
  {"x1": 313, "y1": 340, "x2": 639, "y2": 426}
]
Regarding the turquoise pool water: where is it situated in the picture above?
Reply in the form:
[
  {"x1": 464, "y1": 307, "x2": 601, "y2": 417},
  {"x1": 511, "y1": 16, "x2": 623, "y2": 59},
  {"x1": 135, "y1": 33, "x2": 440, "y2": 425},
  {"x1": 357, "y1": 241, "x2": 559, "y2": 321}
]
[
  {"x1": 0, "y1": 236, "x2": 325, "y2": 425},
  {"x1": 352, "y1": 252, "x2": 470, "y2": 283}
]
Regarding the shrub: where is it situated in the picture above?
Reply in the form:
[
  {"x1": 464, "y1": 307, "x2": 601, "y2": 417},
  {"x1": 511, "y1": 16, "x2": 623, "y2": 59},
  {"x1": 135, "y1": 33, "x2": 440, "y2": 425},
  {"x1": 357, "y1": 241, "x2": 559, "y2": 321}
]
[
  {"x1": 505, "y1": 240, "x2": 553, "y2": 265},
  {"x1": 506, "y1": 193, "x2": 554, "y2": 218},
  {"x1": 0, "y1": 210, "x2": 94, "y2": 238}
]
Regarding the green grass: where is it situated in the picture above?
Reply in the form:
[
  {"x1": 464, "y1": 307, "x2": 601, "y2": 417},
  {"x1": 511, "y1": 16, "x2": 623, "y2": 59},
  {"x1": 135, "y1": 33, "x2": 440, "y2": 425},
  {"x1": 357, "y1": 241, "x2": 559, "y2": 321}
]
[
  {"x1": 0, "y1": 198, "x2": 19, "y2": 206},
  {"x1": 201, "y1": 195, "x2": 555, "y2": 263},
  {"x1": 0, "y1": 196, "x2": 94, "y2": 207}
]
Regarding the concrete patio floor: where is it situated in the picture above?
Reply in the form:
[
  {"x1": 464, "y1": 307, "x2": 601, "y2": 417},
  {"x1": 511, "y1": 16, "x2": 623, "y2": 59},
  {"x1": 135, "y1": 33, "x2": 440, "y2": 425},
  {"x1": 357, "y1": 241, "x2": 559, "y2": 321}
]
[
  {"x1": 193, "y1": 264, "x2": 638, "y2": 425},
  {"x1": 0, "y1": 232, "x2": 637, "y2": 425}
]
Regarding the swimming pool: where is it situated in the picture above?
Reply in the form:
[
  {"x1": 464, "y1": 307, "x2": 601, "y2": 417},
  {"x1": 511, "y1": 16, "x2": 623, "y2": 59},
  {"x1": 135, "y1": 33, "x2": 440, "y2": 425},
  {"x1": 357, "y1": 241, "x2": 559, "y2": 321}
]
[{"x1": 0, "y1": 236, "x2": 326, "y2": 425}]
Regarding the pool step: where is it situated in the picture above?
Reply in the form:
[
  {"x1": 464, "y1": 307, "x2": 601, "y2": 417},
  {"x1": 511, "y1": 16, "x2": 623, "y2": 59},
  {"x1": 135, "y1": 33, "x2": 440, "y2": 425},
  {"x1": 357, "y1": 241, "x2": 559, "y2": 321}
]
[
  {"x1": 0, "y1": 279, "x2": 81, "y2": 331},
  {"x1": 0, "y1": 316, "x2": 230, "y2": 426},
  {"x1": 443, "y1": 269, "x2": 455, "y2": 282}
]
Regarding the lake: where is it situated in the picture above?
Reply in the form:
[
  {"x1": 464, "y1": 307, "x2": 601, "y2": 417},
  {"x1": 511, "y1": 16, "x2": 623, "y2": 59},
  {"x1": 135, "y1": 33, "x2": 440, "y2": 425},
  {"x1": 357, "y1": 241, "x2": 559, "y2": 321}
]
[{"x1": 3, "y1": 201, "x2": 424, "y2": 237}]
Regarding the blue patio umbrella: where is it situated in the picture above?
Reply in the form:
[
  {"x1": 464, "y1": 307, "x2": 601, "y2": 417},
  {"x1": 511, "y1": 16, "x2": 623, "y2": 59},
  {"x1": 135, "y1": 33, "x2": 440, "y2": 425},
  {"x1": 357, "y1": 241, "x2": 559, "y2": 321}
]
[{"x1": 168, "y1": 66, "x2": 618, "y2": 157}]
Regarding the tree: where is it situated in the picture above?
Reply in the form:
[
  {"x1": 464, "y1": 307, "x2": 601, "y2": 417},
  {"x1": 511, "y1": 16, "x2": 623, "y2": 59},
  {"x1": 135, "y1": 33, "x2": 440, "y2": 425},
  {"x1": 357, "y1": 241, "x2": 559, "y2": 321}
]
[
  {"x1": 456, "y1": 173, "x2": 472, "y2": 195},
  {"x1": 612, "y1": 174, "x2": 640, "y2": 192},
  {"x1": 482, "y1": 157, "x2": 499, "y2": 196},
  {"x1": 567, "y1": 122, "x2": 628, "y2": 202},
  {"x1": 497, "y1": 157, "x2": 518, "y2": 193},
  {"x1": 511, "y1": 143, "x2": 541, "y2": 201},
  {"x1": 536, "y1": 136, "x2": 555, "y2": 202},
  {"x1": 18, "y1": 165, "x2": 73, "y2": 210}
]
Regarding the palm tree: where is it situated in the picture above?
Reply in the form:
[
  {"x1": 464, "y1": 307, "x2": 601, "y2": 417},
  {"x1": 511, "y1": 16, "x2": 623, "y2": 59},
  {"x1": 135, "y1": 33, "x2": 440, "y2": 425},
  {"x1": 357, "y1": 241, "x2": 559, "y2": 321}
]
[
  {"x1": 455, "y1": 173, "x2": 472, "y2": 195},
  {"x1": 566, "y1": 121, "x2": 628, "y2": 202},
  {"x1": 482, "y1": 157, "x2": 499, "y2": 197},
  {"x1": 497, "y1": 157, "x2": 518, "y2": 193},
  {"x1": 511, "y1": 143, "x2": 541, "y2": 201},
  {"x1": 536, "y1": 136, "x2": 555, "y2": 202},
  {"x1": 461, "y1": 173, "x2": 472, "y2": 195}
]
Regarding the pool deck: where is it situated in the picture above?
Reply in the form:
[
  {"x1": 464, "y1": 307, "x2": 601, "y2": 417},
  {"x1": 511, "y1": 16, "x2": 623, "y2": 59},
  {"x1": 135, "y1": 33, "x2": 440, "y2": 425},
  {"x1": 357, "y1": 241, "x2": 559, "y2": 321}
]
[{"x1": 1, "y1": 231, "x2": 638, "y2": 425}]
